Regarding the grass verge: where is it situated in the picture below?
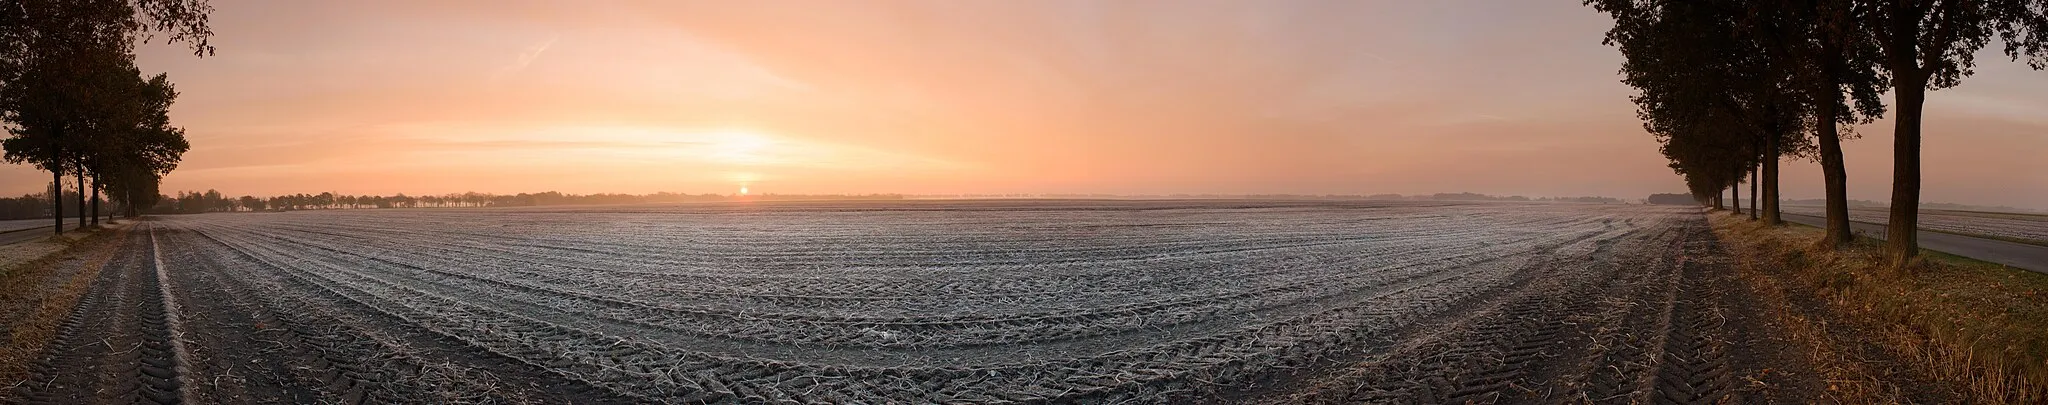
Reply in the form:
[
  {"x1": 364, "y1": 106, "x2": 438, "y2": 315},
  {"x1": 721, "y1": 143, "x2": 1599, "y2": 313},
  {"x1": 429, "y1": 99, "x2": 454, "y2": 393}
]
[
  {"x1": 0, "y1": 224, "x2": 129, "y2": 391},
  {"x1": 1709, "y1": 213, "x2": 2048, "y2": 403}
]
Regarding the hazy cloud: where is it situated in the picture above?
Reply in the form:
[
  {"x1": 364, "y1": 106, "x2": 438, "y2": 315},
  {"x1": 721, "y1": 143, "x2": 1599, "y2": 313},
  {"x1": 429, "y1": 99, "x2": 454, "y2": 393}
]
[
  {"x1": 0, "y1": 0, "x2": 2038, "y2": 209},
  {"x1": 491, "y1": 35, "x2": 558, "y2": 82}
]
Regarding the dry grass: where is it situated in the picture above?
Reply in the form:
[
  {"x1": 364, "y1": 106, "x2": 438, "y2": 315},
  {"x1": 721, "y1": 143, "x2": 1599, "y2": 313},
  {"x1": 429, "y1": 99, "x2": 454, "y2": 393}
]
[
  {"x1": 1710, "y1": 213, "x2": 2048, "y2": 404},
  {"x1": 0, "y1": 224, "x2": 129, "y2": 390}
]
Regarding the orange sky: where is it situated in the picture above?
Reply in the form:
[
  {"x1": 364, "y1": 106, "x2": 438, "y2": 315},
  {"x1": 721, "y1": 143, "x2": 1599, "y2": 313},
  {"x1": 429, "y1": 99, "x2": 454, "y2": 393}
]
[{"x1": 3, "y1": 1, "x2": 2045, "y2": 208}]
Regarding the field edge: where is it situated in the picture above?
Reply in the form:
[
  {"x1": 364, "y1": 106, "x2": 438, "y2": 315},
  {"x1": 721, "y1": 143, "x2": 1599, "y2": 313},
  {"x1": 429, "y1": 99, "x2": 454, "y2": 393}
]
[
  {"x1": 1707, "y1": 213, "x2": 2048, "y2": 404},
  {"x1": 0, "y1": 221, "x2": 135, "y2": 394}
]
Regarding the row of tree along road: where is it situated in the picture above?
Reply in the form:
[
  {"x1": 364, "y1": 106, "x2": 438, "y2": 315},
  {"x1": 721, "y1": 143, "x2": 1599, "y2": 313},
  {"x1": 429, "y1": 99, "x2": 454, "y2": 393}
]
[
  {"x1": 1587, "y1": 0, "x2": 2048, "y2": 266},
  {"x1": 1, "y1": 0, "x2": 214, "y2": 235}
]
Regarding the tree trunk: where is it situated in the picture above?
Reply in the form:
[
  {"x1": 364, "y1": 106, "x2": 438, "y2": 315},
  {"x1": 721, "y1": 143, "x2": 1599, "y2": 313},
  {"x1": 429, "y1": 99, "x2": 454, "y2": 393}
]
[
  {"x1": 50, "y1": 170, "x2": 62, "y2": 236},
  {"x1": 74, "y1": 169, "x2": 85, "y2": 231},
  {"x1": 1749, "y1": 163, "x2": 1759, "y2": 220},
  {"x1": 1763, "y1": 133, "x2": 1782, "y2": 225},
  {"x1": 1887, "y1": 73, "x2": 1927, "y2": 265},
  {"x1": 1817, "y1": 117, "x2": 1853, "y2": 247},
  {"x1": 1731, "y1": 178, "x2": 1741, "y2": 215},
  {"x1": 1815, "y1": 40, "x2": 1854, "y2": 247},
  {"x1": 90, "y1": 174, "x2": 100, "y2": 227}
]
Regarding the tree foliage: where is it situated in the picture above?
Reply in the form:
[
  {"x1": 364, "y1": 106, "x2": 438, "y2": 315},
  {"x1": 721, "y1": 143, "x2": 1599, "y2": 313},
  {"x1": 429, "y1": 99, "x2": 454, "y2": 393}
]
[
  {"x1": 1591, "y1": 0, "x2": 1811, "y2": 220},
  {"x1": 1751, "y1": 0, "x2": 1892, "y2": 246},
  {"x1": 1590, "y1": 0, "x2": 2043, "y2": 262},
  {"x1": 0, "y1": 0, "x2": 210, "y2": 230},
  {"x1": 1855, "y1": 0, "x2": 2048, "y2": 264}
]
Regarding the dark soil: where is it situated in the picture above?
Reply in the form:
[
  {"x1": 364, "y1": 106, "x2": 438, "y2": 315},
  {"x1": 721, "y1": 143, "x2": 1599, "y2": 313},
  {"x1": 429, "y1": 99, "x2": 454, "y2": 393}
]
[
  {"x1": 1236, "y1": 215, "x2": 1840, "y2": 404},
  {"x1": 9, "y1": 226, "x2": 626, "y2": 404},
  {"x1": 0, "y1": 212, "x2": 1919, "y2": 404}
]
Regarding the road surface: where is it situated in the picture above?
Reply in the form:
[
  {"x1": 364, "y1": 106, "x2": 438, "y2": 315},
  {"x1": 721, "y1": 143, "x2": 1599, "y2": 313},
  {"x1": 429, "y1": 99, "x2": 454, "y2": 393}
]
[
  {"x1": 1783, "y1": 213, "x2": 2048, "y2": 274},
  {"x1": 0, "y1": 225, "x2": 57, "y2": 246}
]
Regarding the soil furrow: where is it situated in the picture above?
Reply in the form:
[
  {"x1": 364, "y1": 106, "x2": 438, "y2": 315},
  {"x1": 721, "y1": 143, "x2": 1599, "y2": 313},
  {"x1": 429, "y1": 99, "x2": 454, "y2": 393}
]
[
  {"x1": 12, "y1": 230, "x2": 182, "y2": 404},
  {"x1": 4, "y1": 201, "x2": 1837, "y2": 403}
]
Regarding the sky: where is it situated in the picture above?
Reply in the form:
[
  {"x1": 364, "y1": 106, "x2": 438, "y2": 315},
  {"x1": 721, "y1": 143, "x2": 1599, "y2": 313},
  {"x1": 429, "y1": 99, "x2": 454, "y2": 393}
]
[{"x1": 3, "y1": 0, "x2": 2045, "y2": 208}]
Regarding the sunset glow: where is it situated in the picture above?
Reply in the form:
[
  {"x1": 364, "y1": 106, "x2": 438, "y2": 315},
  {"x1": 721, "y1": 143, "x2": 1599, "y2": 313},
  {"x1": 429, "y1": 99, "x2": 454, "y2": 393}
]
[
  {"x1": 2, "y1": 1, "x2": 2043, "y2": 208},
  {"x1": 5, "y1": 1, "x2": 2048, "y2": 402}
]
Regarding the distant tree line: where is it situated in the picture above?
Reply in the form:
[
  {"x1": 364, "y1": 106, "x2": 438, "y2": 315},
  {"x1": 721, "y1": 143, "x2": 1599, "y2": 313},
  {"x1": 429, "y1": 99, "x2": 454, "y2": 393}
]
[
  {"x1": 1588, "y1": 0, "x2": 2048, "y2": 265},
  {"x1": 1646, "y1": 193, "x2": 1696, "y2": 205},
  {"x1": 144, "y1": 190, "x2": 909, "y2": 213},
  {"x1": 0, "y1": 0, "x2": 214, "y2": 235},
  {"x1": 0, "y1": 192, "x2": 108, "y2": 220},
  {"x1": 1364, "y1": 193, "x2": 1624, "y2": 204}
]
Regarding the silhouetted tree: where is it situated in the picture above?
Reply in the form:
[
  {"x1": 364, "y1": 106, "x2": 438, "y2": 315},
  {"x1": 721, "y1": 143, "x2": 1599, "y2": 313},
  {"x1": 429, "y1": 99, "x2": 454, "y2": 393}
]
[
  {"x1": 0, "y1": 193, "x2": 50, "y2": 219},
  {"x1": 1647, "y1": 193, "x2": 1695, "y2": 205},
  {"x1": 201, "y1": 189, "x2": 224, "y2": 211},
  {"x1": 1597, "y1": 0, "x2": 2048, "y2": 263},
  {"x1": 1592, "y1": 0, "x2": 1816, "y2": 222},
  {"x1": 1593, "y1": 0, "x2": 1933, "y2": 237},
  {"x1": 1730, "y1": 168, "x2": 1741, "y2": 215},
  {"x1": 1856, "y1": 0, "x2": 2048, "y2": 264},
  {"x1": 1, "y1": 41, "x2": 126, "y2": 231},
  {"x1": 1749, "y1": 164, "x2": 1758, "y2": 220},
  {"x1": 1, "y1": 0, "x2": 211, "y2": 233},
  {"x1": 86, "y1": 69, "x2": 186, "y2": 221},
  {"x1": 1742, "y1": 0, "x2": 1890, "y2": 246}
]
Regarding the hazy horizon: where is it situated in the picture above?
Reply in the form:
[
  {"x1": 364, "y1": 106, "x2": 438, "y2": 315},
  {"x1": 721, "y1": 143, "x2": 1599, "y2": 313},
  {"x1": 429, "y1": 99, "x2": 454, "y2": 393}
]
[{"x1": 3, "y1": 0, "x2": 2044, "y2": 209}]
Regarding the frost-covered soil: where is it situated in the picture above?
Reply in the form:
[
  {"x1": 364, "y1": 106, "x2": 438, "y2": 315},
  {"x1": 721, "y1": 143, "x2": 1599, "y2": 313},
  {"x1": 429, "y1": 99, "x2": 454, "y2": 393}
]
[
  {"x1": 9, "y1": 200, "x2": 1823, "y2": 403},
  {"x1": 1783, "y1": 206, "x2": 2048, "y2": 244}
]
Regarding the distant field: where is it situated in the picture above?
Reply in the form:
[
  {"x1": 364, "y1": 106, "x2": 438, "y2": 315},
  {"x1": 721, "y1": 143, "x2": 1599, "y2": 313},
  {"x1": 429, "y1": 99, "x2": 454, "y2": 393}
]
[
  {"x1": 1783, "y1": 206, "x2": 2048, "y2": 244},
  {"x1": 14, "y1": 200, "x2": 1765, "y2": 403}
]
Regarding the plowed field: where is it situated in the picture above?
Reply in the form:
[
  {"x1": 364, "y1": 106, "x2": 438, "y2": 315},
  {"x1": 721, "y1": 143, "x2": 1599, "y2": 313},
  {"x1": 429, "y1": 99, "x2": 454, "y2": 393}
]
[{"x1": 6, "y1": 200, "x2": 1821, "y2": 403}]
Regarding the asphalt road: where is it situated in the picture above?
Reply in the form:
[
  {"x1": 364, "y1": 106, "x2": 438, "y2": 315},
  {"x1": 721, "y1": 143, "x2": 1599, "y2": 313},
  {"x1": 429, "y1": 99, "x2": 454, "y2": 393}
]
[
  {"x1": 1783, "y1": 213, "x2": 2048, "y2": 274},
  {"x1": 0, "y1": 225, "x2": 57, "y2": 246}
]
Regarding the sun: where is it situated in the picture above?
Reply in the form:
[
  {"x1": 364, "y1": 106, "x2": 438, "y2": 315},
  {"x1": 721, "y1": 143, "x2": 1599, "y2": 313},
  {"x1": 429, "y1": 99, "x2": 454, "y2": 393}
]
[{"x1": 739, "y1": 184, "x2": 750, "y2": 195}]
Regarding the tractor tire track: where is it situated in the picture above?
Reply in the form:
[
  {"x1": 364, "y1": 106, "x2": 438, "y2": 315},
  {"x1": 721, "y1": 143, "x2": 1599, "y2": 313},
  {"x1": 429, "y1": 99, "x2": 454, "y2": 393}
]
[
  {"x1": 158, "y1": 226, "x2": 631, "y2": 404},
  {"x1": 11, "y1": 229, "x2": 186, "y2": 404},
  {"x1": 1646, "y1": 247, "x2": 1736, "y2": 405},
  {"x1": 9, "y1": 202, "x2": 1795, "y2": 404},
  {"x1": 1265, "y1": 214, "x2": 1747, "y2": 404}
]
